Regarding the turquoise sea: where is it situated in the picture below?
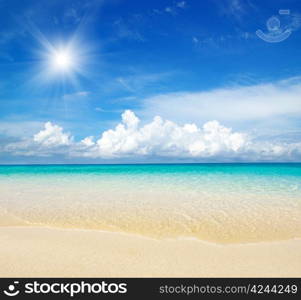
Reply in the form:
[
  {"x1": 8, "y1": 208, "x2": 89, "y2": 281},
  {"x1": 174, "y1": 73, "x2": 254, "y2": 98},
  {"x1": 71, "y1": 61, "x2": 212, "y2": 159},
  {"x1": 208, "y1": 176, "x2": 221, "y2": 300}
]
[{"x1": 0, "y1": 163, "x2": 300, "y2": 243}]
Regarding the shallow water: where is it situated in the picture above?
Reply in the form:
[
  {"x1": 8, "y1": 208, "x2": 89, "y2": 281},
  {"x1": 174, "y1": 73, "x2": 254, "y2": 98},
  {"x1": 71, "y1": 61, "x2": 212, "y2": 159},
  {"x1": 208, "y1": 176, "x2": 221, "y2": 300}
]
[{"x1": 0, "y1": 164, "x2": 300, "y2": 243}]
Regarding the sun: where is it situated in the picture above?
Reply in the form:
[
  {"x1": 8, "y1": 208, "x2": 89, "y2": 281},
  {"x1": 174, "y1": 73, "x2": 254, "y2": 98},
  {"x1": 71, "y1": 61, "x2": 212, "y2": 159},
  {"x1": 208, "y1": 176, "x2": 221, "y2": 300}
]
[
  {"x1": 39, "y1": 41, "x2": 86, "y2": 85},
  {"x1": 29, "y1": 29, "x2": 91, "y2": 86},
  {"x1": 52, "y1": 49, "x2": 74, "y2": 71}
]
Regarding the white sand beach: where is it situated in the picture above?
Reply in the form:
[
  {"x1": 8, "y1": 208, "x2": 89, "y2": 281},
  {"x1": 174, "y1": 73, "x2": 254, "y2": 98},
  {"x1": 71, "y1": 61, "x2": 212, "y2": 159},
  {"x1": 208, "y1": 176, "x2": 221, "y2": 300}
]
[{"x1": 0, "y1": 226, "x2": 300, "y2": 277}]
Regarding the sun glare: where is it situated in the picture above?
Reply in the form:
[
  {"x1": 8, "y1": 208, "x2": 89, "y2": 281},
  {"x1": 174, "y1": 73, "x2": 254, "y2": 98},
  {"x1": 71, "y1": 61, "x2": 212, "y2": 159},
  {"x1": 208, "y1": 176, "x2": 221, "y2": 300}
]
[
  {"x1": 52, "y1": 49, "x2": 74, "y2": 71},
  {"x1": 31, "y1": 29, "x2": 90, "y2": 85}
]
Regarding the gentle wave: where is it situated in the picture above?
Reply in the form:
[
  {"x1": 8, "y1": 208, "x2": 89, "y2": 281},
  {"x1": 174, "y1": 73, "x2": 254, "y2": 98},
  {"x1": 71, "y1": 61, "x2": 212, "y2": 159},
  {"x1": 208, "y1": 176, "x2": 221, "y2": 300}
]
[{"x1": 0, "y1": 164, "x2": 300, "y2": 243}]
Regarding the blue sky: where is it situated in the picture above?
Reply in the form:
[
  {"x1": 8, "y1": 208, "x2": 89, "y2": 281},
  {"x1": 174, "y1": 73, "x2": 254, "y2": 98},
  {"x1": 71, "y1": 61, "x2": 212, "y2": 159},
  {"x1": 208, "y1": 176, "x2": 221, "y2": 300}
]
[{"x1": 0, "y1": 0, "x2": 301, "y2": 163}]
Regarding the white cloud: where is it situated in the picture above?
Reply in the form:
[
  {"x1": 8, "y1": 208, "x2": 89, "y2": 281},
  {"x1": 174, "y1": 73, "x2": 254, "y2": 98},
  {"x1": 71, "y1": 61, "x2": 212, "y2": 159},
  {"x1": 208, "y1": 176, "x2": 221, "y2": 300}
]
[
  {"x1": 113, "y1": 18, "x2": 144, "y2": 42},
  {"x1": 165, "y1": 7, "x2": 174, "y2": 14},
  {"x1": 192, "y1": 36, "x2": 199, "y2": 43},
  {"x1": 90, "y1": 111, "x2": 301, "y2": 161},
  {"x1": 72, "y1": 110, "x2": 247, "y2": 159},
  {"x1": 2, "y1": 109, "x2": 301, "y2": 162},
  {"x1": 80, "y1": 136, "x2": 95, "y2": 147},
  {"x1": 138, "y1": 77, "x2": 301, "y2": 126},
  {"x1": 155, "y1": 1, "x2": 187, "y2": 16},
  {"x1": 229, "y1": 0, "x2": 244, "y2": 14},
  {"x1": 62, "y1": 91, "x2": 90, "y2": 100},
  {"x1": 177, "y1": 1, "x2": 187, "y2": 9},
  {"x1": 64, "y1": 7, "x2": 82, "y2": 24},
  {"x1": 0, "y1": 121, "x2": 44, "y2": 137},
  {"x1": 95, "y1": 107, "x2": 104, "y2": 112},
  {"x1": 10, "y1": 109, "x2": 296, "y2": 162},
  {"x1": 2, "y1": 122, "x2": 73, "y2": 157},
  {"x1": 33, "y1": 122, "x2": 72, "y2": 147},
  {"x1": 116, "y1": 72, "x2": 172, "y2": 93},
  {"x1": 216, "y1": 0, "x2": 255, "y2": 19}
]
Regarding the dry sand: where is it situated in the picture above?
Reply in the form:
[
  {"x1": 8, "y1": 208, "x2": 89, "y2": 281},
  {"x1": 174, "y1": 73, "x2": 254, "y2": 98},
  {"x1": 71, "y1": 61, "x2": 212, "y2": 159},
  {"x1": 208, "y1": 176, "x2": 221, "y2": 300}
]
[{"x1": 0, "y1": 226, "x2": 300, "y2": 277}]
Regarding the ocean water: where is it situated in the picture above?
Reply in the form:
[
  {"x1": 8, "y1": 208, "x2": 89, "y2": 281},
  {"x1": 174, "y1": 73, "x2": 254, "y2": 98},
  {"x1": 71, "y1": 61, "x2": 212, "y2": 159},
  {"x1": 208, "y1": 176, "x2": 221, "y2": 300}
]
[{"x1": 0, "y1": 163, "x2": 300, "y2": 243}]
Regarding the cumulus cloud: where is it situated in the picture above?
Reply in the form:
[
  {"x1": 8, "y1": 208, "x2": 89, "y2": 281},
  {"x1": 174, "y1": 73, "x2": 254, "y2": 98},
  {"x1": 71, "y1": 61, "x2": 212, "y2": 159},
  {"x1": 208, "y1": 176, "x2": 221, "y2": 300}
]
[
  {"x1": 80, "y1": 136, "x2": 95, "y2": 147},
  {"x1": 91, "y1": 110, "x2": 246, "y2": 158},
  {"x1": 3, "y1": 110, "x2": 300, "y2": 162},
  {"x1": 3, "y1": 122, "x2": 73, "y2": 157},
  {"x1": 33, "y1": 122, "x2": 72, "y2": 147},
  {"x1": 2, "y1": 77, "x2": 301, "y2": 162}
]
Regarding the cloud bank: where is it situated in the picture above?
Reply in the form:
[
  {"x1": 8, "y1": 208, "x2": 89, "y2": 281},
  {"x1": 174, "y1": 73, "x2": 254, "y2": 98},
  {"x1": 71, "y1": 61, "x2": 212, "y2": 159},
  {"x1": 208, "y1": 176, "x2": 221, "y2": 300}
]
[
  {"x1": 2, "y1": 110, "x2": 301, "y2": 162},
  {"x1": 138, "y1": 77, "x2": 301, "y2": 126}
]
